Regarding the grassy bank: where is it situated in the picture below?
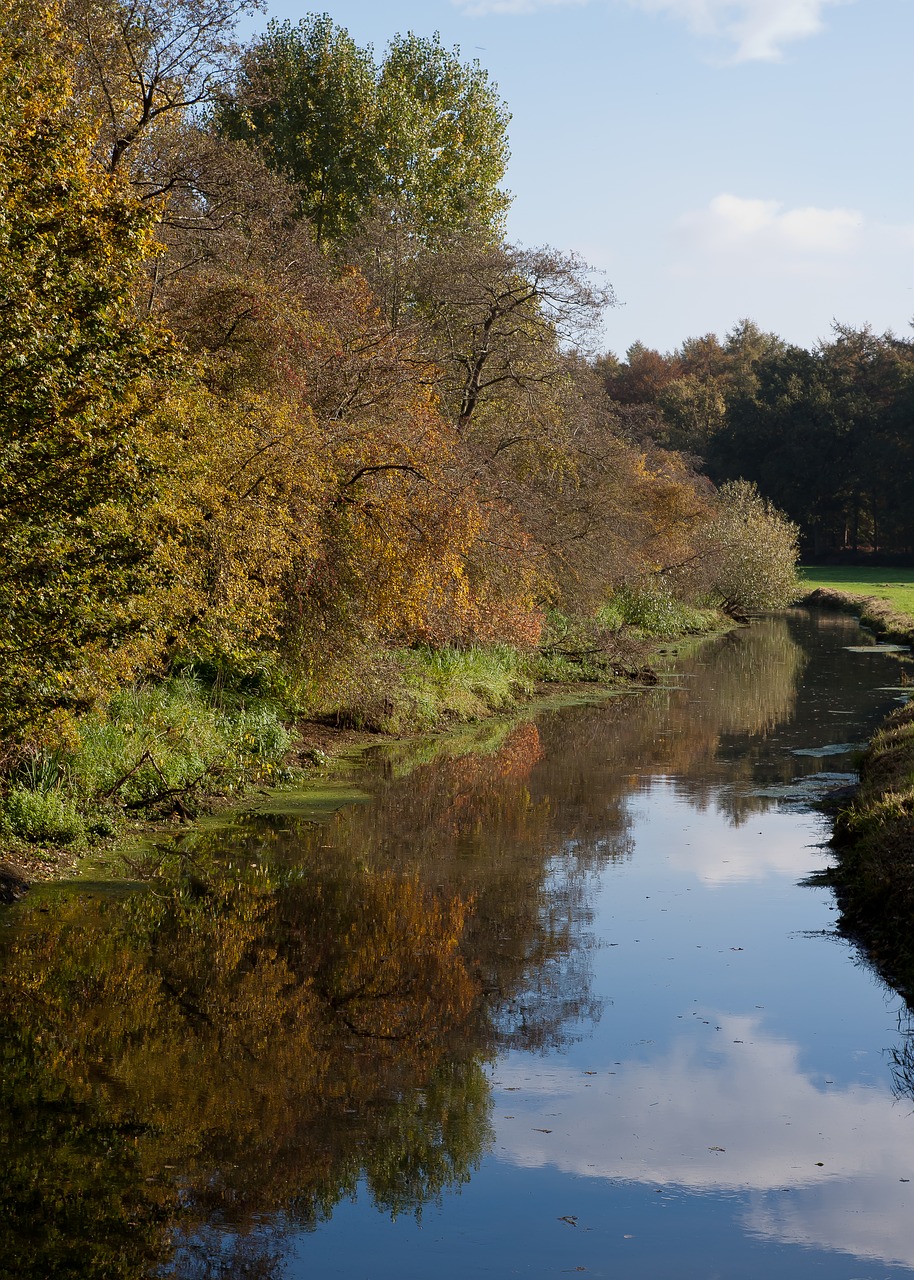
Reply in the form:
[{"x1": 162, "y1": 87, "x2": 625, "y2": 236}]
[
  {"x1": 830, "y1": 700, "x2": 914, "y2": 1002},
  {"x1": 808, "y1": 572, "x2": 914, "y2": 999},
  {"x1": 800, "y1": 567, "x2": 914, "y2": 643},
  {"x1": 0, "y1": 588, "x2": 728, "y2": 895},
  {"x1": 800, "y1": 581, "x2": 914, "y2": 647}
]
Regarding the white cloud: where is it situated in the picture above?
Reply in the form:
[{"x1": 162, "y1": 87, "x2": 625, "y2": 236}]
[
  {"x1": 451, "y1": 0, "x2": 854, "y2": 61},
  {"x1": 678, "y1": 193, "x2": 864, "y2": 262},
  {"x1": 629, "y1": 0, "x2": 852, "y2": 61}
]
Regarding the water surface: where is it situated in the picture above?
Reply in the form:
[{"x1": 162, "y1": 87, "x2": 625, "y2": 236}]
[{"x1": 3, "y1": 608, "x2": 913, "y2": 1279}]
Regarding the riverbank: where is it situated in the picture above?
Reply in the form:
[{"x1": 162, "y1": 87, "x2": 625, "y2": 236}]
[
  {"x1": 802, "y1": 586, "x2": 914, "y2": 646},
  {"x1": 0, "y1": 600, "x2": 725, "y2": 899},
  {"x1": 829, "y1": 700, "x2": 914, "y2": 1000},
  {"x1": 806, "y1": 585, "x2": 914, "y2": 1000}
]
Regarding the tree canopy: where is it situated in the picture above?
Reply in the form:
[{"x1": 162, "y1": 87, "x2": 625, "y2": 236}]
[{"x1": 217, "y1": 16, "x2": 511, "y2": 247}]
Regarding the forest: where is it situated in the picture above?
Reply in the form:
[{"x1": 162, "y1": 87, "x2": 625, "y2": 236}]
[
  {"x1": 6, "y1": 0, "x2": 906, "y2": 856},
  {"x1": 601, "y1": 321, "x2": 914, "y2": 559}
]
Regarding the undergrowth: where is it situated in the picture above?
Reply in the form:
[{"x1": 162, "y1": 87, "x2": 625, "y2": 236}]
[
  {"x1": 0, "y1": 676, "x2": 293, "y2": 853},
  {"x1": 1, "y1": 591, "x2": 727, "y2": 870},
  {"x1": 599, "y1": 582, "x2": 723, "y2": 641}
]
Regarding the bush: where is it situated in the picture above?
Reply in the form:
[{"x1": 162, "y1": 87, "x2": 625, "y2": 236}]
[
  {"x1": 681, "y1": 480, "x2": 800, "y2": 615},
  {"x1": 2, "y1": 787, "x2": 86, "y2": 846}
]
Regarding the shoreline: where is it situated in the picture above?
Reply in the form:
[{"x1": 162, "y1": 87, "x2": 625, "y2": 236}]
[
  {"x1": 0, "y1": 632, "x2": 719, "y2": 904},
  {"x1": 803, "y1": 588, "x2": 914, "y2": 1001}
]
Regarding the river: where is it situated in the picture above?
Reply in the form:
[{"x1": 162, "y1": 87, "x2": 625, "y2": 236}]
[{"x1": 2, "y1": 607, "x2": 913, "y2": 1279}]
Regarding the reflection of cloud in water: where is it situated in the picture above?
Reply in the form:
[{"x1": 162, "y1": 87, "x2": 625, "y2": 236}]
[
  {"x1": 629, "y1": 780, "x2": 831, "y2": 886},
  {"x1": 494, "y1": 1014, "x2": 914, "y2": 1267}
]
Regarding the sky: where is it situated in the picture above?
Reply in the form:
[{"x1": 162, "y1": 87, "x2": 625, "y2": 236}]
[{"x1": 243, "y1": 0, "x2": 914, "y2": 358}]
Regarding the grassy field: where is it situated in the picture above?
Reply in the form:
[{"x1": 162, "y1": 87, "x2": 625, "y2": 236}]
[{"x1": 799, "y1": 566, "x2": 914, "y2": 618}]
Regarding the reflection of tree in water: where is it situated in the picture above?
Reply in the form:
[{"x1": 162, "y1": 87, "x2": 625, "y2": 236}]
[
  {"x1": 0, "y1": 612, "x2": 845, "y2": 1276},
  {"x1": 518, "y1": 615, "x2": 806, "y2": 838},
  {"x1": 0, "y1": 861, "x2": 492, "y2": 1279}
]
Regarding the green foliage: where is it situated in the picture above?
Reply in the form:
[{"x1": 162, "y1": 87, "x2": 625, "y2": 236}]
[
  {"x1": 688, "y1": 480, "x2": 800, "y2": 614},
  {"x1": 599, "y1": 583, "x2": 721, "y2": 640},
  {"x1": 0, "y1": 676, "x2": 293, "y2": 854},
  {"x1": 376, "y1": 31, "x2": 511, "y2": 239},
  {"x1": 217, "y1": 15, "x2": 380, "y2": 244},
  {"x1": 399, "y1": 644, "x2": 535, "y2": 728},
  {"x1": 217, "y1": 16, "x2": 511, "y2": 246},
  {"x1": 73, "y1": 678, "x2": 294, "y2": 804},
  {"x1": 1, "y1": 786, "x2": 86, "y2": 846}
]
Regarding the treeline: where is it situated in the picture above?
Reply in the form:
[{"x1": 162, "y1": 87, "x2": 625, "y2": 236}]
[
  {"x1": 600, "y1": 321, "x2": 914, "y2": 559},
  {"x1": 1, "y1": 0, "x2": 798, "y2": 769}
]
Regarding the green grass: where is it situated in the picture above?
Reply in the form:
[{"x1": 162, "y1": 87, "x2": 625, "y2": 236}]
[
  {"x1": 1, "y1": 677, "x2": 295, "y2": 851},
  {"x1": 598, "y1": 584, "x2": 723, "y2": 641},
  {"x1": 397, "y1": 643, "x2": 535, "y2": 730},
  {"x1": 799, "y1": 567, "x2": 914, "y2": 618}
]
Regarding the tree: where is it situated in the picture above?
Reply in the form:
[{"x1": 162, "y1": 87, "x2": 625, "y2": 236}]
[
  {"x1": 682, "y1": 480, "x2": 800, "y2": 615},
  {"x1": 217, "y1": 17, "x2": 511, "y2": 248},
  {"x1": 0, "y1": 0, "x2": 179, "y2": 739},
  {"x1": 413, "y1": 238, "x2": 612, "y2": 435},
  {"x1": 62, "y1": 0, "x2": 255, "y2": 180},
  {"x1": 215, "y1": 15, "x2": 379, "y2": 245},
  {"x1": 376, "y1": 31, "x2": 511, "y2": 241}
]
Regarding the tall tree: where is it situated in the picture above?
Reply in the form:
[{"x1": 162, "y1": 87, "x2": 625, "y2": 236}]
[
  {"x1": 376, "y1": 31, "x2": 510, "y2": 240},
  {"x1": 216, "y1": 14, "x2": 380, "y2": 245},
  {"x1": 0, "y1": 0, "x2": 176, "y2": 738},
  {"x1": 217, "y1": 16, "x2": 511, "y2": 248}
]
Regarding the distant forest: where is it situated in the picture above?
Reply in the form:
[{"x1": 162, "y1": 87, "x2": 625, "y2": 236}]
[{"x1": 601, "y1": 321, "x2": 914, "y2": 560}]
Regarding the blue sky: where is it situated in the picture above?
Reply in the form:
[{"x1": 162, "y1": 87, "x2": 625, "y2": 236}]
[{"x1": 245, "y1": 1, "x2": 914, "y2": 357}]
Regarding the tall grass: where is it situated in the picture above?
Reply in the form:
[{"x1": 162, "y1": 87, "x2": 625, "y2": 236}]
[
  {"x1": 397, "y1": 643, "x2": 535, "y2": 729},
  {"x1": 1, "y1": 676, "x2": 293, "y2": 849},
  {"x1": 599, "y1": 582, "x2": 722, "y2": 641}
]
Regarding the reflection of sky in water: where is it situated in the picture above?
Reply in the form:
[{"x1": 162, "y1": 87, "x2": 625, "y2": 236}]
[
  {"x1": 490, "y1": 780, "x2": 914, "y2": 1272},
  {"x1": 291, "y1": 780, "x2": 914, "y2": 1278},
  {"x1": 495, "y1": 1024, "x2": 914, "y2": 1266},
  {"x1": 285, "y1": 615, "x2": 914, "y2": 1278}
]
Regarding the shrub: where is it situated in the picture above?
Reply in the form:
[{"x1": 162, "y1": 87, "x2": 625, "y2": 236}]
[
  {"x1": 680, "y1": 480, "x2": 800, "y2": 615},
  {"x1": 2, "y1": 787, "x2": 86, "y2": 846}
]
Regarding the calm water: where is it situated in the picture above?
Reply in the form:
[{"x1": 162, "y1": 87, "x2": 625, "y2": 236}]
[{"x1": 3, "y1": 608, "x2": 914, "y2": 1279}]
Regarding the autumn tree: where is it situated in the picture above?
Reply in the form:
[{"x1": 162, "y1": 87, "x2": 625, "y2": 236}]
[
  {"x1": 61, "y1": 0, "x2": 255, "y2": 181},
  {"x1": 0, "y1": 0, "x2": 180, "y2": 739}
]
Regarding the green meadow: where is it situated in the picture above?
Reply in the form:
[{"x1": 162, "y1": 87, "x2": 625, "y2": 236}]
[{"x1": 800, "y1": 567, "x2": 914, "y2": 619}]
